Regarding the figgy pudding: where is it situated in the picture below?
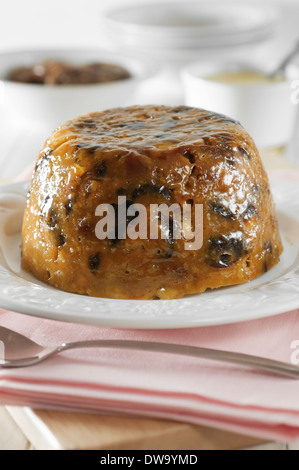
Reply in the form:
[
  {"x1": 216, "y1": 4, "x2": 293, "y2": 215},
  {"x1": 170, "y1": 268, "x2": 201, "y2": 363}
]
[{"x1": 21, "y1": 105, "x2": 283, "y2": 300}]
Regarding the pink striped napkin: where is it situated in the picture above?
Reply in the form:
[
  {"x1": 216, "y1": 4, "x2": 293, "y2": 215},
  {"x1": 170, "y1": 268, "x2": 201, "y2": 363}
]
[{"x1": 1, "y1": 167, "x2": 299, "y2": 443}]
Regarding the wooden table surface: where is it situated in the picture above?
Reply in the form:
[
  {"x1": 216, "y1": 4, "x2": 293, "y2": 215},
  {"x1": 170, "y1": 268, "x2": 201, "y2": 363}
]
[{"x1": 1, "y1": 147, "x2": 299, "y2": 450}]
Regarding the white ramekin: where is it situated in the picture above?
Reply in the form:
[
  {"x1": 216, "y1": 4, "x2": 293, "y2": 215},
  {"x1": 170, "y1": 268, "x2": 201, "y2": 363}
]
[
  {"x1": 181, "y1": 60, "x2": 299, "y2": 149},
  {"x1": 0, "y1": 48, "x2": 157, "y2": 132}
]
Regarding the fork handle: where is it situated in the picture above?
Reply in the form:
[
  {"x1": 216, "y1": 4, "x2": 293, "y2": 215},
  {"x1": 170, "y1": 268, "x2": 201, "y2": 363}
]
[{"x1": 54, "y1": 340, "x2": 299, "y2": 379}]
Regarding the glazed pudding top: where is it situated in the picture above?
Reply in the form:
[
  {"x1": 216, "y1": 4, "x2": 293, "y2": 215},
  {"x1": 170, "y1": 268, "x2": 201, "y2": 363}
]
[{"x1": 46, "y1": 104, "x2": 245, "y2": 156}]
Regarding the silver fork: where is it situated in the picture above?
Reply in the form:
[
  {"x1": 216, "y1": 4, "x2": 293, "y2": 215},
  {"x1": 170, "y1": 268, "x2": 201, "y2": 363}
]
[{"x1": 0, "y1": 325, "x2": 299, "y2": 378}]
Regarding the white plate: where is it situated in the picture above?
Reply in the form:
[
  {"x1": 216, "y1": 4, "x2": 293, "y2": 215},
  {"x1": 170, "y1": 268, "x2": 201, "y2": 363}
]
[
  {"x1": 102, "y1": 1, "x2": 278, "y2": 50},
  {"x1": 0, "y1": 177, "x2": 298, "y2": 329}
]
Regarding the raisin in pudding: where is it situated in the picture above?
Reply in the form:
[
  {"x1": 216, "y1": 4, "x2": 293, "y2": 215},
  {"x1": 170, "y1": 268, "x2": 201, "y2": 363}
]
[{"x1": 21, "y1": 105, "x2": 283, "y2": 300}]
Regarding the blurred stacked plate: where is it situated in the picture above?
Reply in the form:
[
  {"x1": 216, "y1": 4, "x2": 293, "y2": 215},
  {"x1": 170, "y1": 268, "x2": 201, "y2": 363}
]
[{"x1": 101, "y1": 1, "x2": 278, "y2": 61}]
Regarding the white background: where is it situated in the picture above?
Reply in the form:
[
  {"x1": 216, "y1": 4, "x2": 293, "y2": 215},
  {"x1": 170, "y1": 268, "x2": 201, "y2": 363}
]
[
  {"x1": 0, "y1": 0, "x2": 298, "y2": 55},
  {"x1": 1, "y1": 0, "x2": 299, "y2": 177}
]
